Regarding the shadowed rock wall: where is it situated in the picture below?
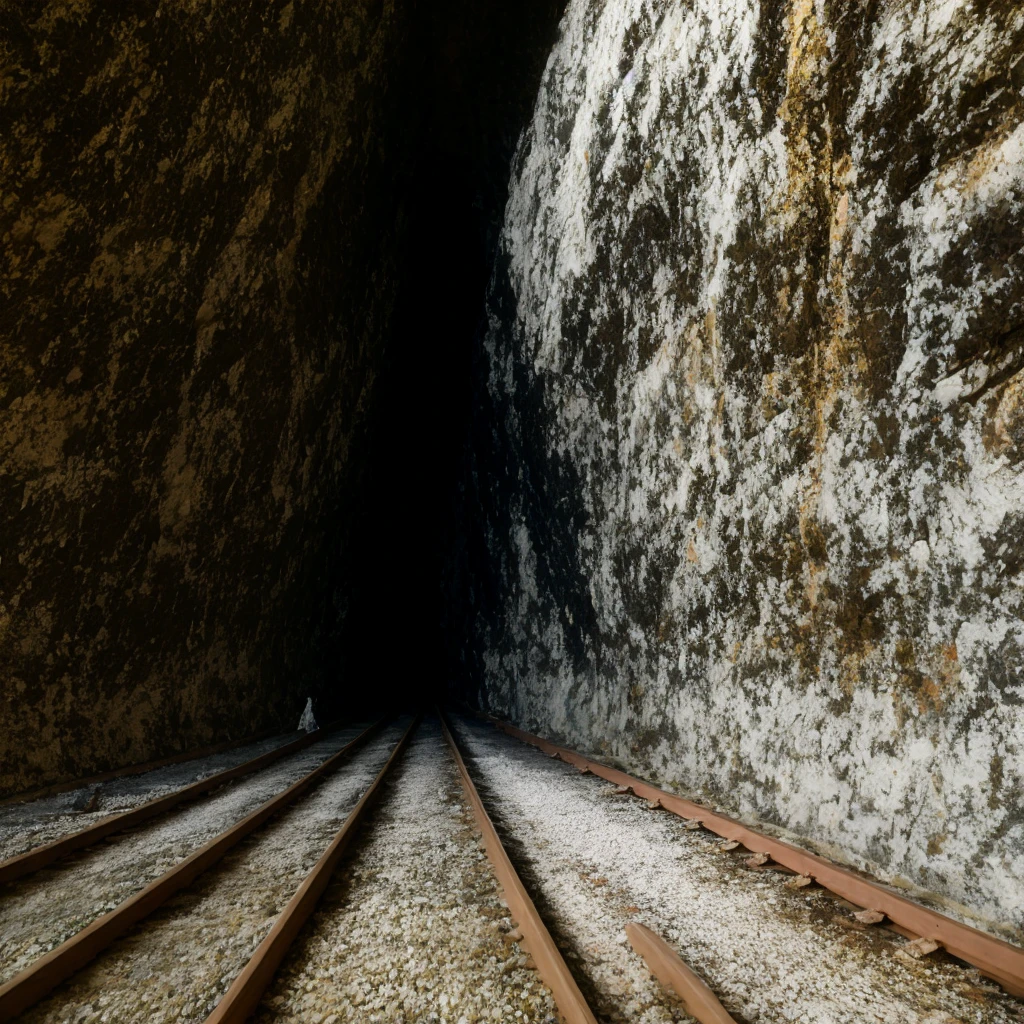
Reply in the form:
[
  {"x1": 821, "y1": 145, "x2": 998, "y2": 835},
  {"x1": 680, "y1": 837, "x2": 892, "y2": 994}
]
[
  {"x1": 454, "y1": 0, "x2": 1024, "y2": 937},
  {"x1": 0, "y1": 0, "x2": 414, "y2": 795}
]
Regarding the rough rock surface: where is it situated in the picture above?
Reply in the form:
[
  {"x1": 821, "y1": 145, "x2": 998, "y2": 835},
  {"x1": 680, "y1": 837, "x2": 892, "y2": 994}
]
[
  {"x1": 0, "y1": 0, "x2": 413, "y2": 795},
  {"x1": 453, "y1": 0, "x2": 1024, "y2": 939}
]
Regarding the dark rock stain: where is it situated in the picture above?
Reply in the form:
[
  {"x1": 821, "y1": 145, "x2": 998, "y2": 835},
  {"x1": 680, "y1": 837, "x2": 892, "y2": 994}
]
[{"x1": 0, "y1": 0, "x2": 417, "y2": 796}]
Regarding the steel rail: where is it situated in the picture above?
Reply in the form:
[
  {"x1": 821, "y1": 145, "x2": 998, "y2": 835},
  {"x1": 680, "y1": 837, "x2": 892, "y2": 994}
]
[
  {"x1": 440, "y1": 711, "x2": 599, "y2": 1024},
  {"x1": 484, "y1": 714, "x2": 1024, "y2": 999},
  {"x1": 626, "y1": 923, "x2": 738, "y2": 1024},
  {"x1": 0, "y1": 722, "x2": 350, "y2": 885},
  {"x1": 0, "y1": 717, "x2": 388, "y2": 1022},
  {"x1": 204, "y1": 715, "x2": 421, "y2": 1024},
  {"x1": 0, "y1": 726, "x2": 291, "y2": 809}
]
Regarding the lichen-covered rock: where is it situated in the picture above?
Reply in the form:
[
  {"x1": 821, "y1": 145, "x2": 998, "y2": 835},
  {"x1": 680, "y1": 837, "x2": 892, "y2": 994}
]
[
  {"x1": 0, "y1": 0, "x2": 413, "y2": 795},
  {"x1": 456, "y1": 0, "x2": 1024, "y2": 939}
]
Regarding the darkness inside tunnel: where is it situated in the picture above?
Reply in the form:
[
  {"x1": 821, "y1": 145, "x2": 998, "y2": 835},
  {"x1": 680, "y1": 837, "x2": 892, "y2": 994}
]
[
  {"x1": 322, "y1": 0, "x2": 568, "y2": 721},
  {"x1": 0, "y1": 0, "x2": 563, "y2": 798}
]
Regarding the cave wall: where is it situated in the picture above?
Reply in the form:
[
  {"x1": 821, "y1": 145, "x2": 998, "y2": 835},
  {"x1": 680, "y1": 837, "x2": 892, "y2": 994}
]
[
  {"x1": 0, "y1": 0, "x2": 414, "y2": 796},
  {"x1": 456, "y1": 0, "x2": 1024, "y2": 937}
]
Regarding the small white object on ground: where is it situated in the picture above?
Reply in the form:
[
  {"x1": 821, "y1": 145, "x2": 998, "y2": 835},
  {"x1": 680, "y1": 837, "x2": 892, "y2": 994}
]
[{"x1": 298, "y1": 698, "x2": 317, "y2": 733}]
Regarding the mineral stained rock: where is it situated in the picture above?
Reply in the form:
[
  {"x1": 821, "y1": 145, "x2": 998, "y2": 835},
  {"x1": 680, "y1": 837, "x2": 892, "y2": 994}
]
[
  {"x1": 0, "y1": 0, "x2": 413, "y2": 796},
  {"x1": 456, "y1": 0, "x2": 1024, "y2": 938}
]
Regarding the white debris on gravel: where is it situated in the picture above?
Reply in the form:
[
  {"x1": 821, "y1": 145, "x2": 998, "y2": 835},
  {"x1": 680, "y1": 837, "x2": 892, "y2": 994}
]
[
  {"x1": 251, "y1": 716, "x2": 560, "y2": 1024},
  {"x1": 0, "y1": 723, "x2": 374, "y2": 986},
  {"x1": 452, "y1": 717, "x2": 1024, "y2": 1024},
  {"x1": 299, "y1": 699, "x2": 319, "y2": 734},
  {"x1": 18, "y1": 721, "x2": 412, "y2": 1024},
  {"x1": 0, "y1": 729, "x2": 312, "y2": 862}
]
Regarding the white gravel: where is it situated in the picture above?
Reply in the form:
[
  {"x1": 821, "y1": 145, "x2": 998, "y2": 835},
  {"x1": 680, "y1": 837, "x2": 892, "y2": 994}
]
[
  {"x1": 251, "y1": 715, "x2": 560, "y2": 1024},
  {"x1": 0, "y1": 723, "x2": 374, "y2": 985},
  {"x1": 18, "y1": 721, "x2": 412, "y2": 1024},
  {"x1": 0, "y1": 730, "x2": 306, "y2": 863},
  {"x1": 8, "y1": 715, "x2": 1020, "y2": 1024},
  {"x1": 451, "y1": 717, "x2": 1024, "y2": 1024}
]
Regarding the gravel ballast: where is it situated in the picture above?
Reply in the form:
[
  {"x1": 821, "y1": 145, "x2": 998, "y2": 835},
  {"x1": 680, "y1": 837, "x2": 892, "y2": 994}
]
[
  {"x1": 0, "y1": 723, "x2": 374, "y2": 986},
  {"x1": 5, "y1": 714, "x2": 1021, "y2": 1024},
  {"x1": 0, "y1": 729, "x2": 306, "y2": 863},
  {"x1": 18, "y1": 721, "x2": 411, "y2": 1024},
  {"x1": 250, "y1": 715, "x2": 560, "y2": 1024},
  {"x1": 451, "y1": 717, "x2": 1024, "y2": 1024}
]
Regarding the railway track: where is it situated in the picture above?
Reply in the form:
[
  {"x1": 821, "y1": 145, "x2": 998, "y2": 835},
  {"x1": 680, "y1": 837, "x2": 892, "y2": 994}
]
[
  {"x1": 0, "y1": 729, "x2": 319, "y2": 867},
  {"x1": 0, "y1": 721, "x2": 359, "y2": 883},
  {"x1": 0, "y1": 712, "x2": 1020, "y2": 1024},
  {"x1": 484, "y1": 714, "x2": 1024, "y2": 999},
  {"x1": 449, "y1": 715, "x2": 1024, "y2": 1024},
  {"x1": 0, "y1": 721, "x2": 386, "y2": 1002}
]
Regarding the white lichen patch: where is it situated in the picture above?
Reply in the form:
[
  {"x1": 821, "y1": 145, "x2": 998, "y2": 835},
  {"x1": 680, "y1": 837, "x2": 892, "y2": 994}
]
[
  {"x1": 460, "y1": 0, "x2": 1024, "y2": 938},
  {"x1": 251, "y1": 717, "x2": 559, "y2": 1024},
  {"x1": 453, "y1": 719, "x2": 1024, "y2": 1024}
]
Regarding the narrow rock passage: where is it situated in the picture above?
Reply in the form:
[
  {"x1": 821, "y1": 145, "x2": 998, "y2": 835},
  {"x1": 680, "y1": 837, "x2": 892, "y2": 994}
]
[
  {"x1": 0, "y1": 730, "x2": 305, "y2": 863},
  {"x1": 16, "y1": 721, "x2": 411, "y2": 1024},
  {"x1": 451, "y1": 717, "x2": 1024, "y2": 1024},
  {"x1": 0, "y1": 724, "x2": 370, "y2": 985},
  {"x1": 251, "y1": 715, "x2": 560, "y2": 1024}
]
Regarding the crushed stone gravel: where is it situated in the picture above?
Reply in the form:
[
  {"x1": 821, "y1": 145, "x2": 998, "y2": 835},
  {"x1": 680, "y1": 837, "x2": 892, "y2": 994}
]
[
  {"x1": 0, "y1": 730, "x2": 307, "y2": 863},
  {"x1": 6, "y1": 713, "x2": 1021, "y2": 1024},
  {"x1": 251, "y1": 715, "x2": 560, "y2": 1024},
  {"x1": 0, "y1": 723, "x2": 374, "y2": 985},
  {"x1": 17, "y1": 721, "x2": 412, "y2": 1024},
  {"x1": 451, "y1": 716, "x2": 1024, "y2": 1024}
]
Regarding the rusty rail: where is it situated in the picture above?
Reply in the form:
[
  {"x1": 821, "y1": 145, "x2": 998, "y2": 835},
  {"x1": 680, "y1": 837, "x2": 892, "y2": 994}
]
[
  {"x1": 204, "y1": 715, "x2": 420, "y2": 1024},
  {"x1": 0, "y1": 718, "x2": 388, "y2": 1022},
  {"x1": 485, "y1": 714, "x2": 1024, "y2": 999},
  {"x1": 440, "y1": 711, "x2": 599, "y2": 1024},
  {"x1": 0, "y1": 725, "x2": 293, "y2": 809},
  {"x1": 626, "y1": 923, "x2": 737, "y2": 1024},
  {"x1": 0, "y1": 721, "x2": 352, "y2": 885}
]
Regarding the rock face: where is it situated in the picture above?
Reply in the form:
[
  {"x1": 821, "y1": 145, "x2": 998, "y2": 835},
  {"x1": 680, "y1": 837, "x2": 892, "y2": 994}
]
[
  {"x1": 456, "y1": 1, "x2": 1024, "y2": 937},
  {"x1": 0, "y1": 0, "x2": 414, "y2": 795}
]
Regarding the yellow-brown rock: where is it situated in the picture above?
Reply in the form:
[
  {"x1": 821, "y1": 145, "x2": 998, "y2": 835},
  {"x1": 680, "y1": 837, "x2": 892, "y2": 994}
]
[{"x1": 0, "y1": 0, "x2": 412, "y2": 795}]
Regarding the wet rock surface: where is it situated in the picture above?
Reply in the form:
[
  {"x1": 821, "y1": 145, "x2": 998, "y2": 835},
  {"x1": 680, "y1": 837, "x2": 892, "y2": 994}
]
[{"x1": 452, "y1": 0, "x2": 1024, "y2": 938}]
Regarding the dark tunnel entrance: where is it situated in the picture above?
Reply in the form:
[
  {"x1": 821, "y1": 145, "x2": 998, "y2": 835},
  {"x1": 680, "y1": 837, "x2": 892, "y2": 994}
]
[
  {"x1": 0, "y1": 0, "x2": 565, "y2": 795},
  {"x1": 325, "y1": 0, "x2": 568, "y2": 720}
]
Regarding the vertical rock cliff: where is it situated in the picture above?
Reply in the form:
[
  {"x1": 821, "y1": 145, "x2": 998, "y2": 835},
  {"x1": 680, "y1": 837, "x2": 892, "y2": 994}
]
[
  {"x1": 0, "y1": 0, "x2": 415, "y2": 794},
  {"x1": 455, "y1": 0, "x2": 1024, "y2": 938}
]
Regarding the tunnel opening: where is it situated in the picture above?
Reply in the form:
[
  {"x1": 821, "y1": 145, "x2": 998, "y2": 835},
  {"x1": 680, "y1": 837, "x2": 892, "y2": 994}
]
[{"x1": 328, "y1": 0, "x2": 569, "y2": 719}]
